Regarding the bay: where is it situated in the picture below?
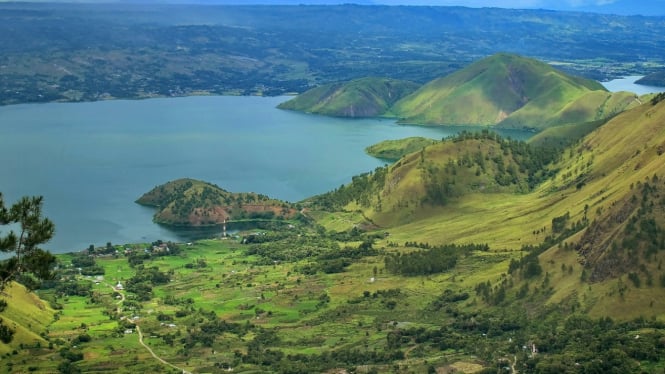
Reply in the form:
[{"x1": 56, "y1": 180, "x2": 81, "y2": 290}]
[{"x1": 1, "y1": 95, "x2": 530, "y2": 253}]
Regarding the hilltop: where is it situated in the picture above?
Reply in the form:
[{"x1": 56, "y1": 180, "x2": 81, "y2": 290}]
[
  {"x1": 136, "y1": 178, "x2": 299, "y2": 227},
  {"x1": 393, "y1": 53, "x2": 635, "y2": 129},
  {"x1": 277, "y1": 77, "x2": 419, "y2": 117}
]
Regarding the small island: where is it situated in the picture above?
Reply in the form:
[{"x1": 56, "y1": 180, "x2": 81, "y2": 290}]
[{"x1": 136, "y1": 178, "x2": 299, "y2": 227}]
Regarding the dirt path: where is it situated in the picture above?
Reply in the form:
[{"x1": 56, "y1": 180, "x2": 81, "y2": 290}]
[
  {"x1": 136, "y1": 324, "x2": 191, "y2": 374},
  {"x1": 109, "y1": 283, "x2": 190, "y2": 374}
]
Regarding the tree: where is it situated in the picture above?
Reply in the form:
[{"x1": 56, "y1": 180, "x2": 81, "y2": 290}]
[{"x1": 0, "y1": 193, "x2": 56, "y2": 291}]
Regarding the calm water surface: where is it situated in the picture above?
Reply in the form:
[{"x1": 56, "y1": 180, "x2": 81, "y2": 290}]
[
  {"x1": 1, "y1": 95, "x2": 529, "y2": 253},
  {"x1": 601, "y1": 75, "x2": 664, "y2": 95}
]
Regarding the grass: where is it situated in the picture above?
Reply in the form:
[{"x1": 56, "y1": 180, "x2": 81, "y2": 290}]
[
  {"x1": 0, "y1": 283, "x2": 54, "y2": 355},
  {"x1": 393, "y1": 53, "x2": 610, "y2": 129},
  {"x1": 277, "y1": 77, "x2": 419, "y2": 117}
]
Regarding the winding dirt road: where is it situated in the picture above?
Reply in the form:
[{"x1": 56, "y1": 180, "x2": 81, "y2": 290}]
[{"x1": 109, "y1": 283, "x2": 190, "y2": 374}]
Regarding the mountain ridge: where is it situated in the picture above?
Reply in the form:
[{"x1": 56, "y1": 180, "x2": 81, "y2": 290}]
[{"x1": 280, "y1": 53, "x2": 639, "y2": 131}]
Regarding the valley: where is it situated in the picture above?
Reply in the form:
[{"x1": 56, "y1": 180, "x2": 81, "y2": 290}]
[
  {"x1": 2, "y1": 2, "x2": 665, "y2": 374},
  {"x1": 3, "y1": 97, "x2": 665, "y2": 373}
]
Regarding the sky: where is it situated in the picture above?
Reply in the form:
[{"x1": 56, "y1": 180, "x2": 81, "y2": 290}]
[{"x1": 372, "y1": 0, "x2": 665, "y2": 15}]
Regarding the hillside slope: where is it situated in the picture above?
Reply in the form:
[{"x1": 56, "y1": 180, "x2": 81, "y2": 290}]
[
  {"x1": 277, "y1": 77, "x2": 419, "y2": 117},
  {"x1": 314, "y1": 98, "x2": 665, "y2": 320},
  {"x1": 136, "y1": 178, "x2": 298, "y2": 227},
  {"x1": 0, "y1": 282, "x2": 55, "y2": 356},
  {"x1": 392, "y1": 53, "x2": 623, "y2": 130}
]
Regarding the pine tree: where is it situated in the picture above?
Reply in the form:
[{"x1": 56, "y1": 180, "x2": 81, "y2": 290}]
[{"x1": 0, "y1": 193, "x2": 56, "y2": 291}]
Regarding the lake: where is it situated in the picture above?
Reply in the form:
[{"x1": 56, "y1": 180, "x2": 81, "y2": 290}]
[
  {"x1": 0, "y1": 95, "x2": 530, "y2": 253},
  {"x1": 2, "y1": 74, "x2": 662, "y2": 254},
  {"x1": 600, "y1": 75, "x2": 664, "y2": 95}
]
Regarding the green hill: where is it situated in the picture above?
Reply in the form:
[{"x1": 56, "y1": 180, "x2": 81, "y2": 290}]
[
  {"x1": 392, "y1": 53, "x2": 618, "y2": 130},
  {"x1": 136, "y1": 178, "x2": 298, "y2": 227},
  {"x1": 277, "y1": 77, "x2": 419, "y2": 117},
  {"x1": 278, "y1": 54, "x2": 638, "y2": 131},
  {"x1": 313, "y1": 97, "x2": 665, "y2": 318},
  {"x1": 364, "y1": 136, "x2": 438, "y2": 161},
  {"x1": 0, "y1": 282, "x2": 55, "y2": 356}
]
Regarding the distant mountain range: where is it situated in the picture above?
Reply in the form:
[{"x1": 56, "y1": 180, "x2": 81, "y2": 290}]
[
  {"x1": 373, "y1": 0, "x2": 665, "y2": 16},
  {"x1": 6, "y1": 0, "x2": 664, "y2": 16}
]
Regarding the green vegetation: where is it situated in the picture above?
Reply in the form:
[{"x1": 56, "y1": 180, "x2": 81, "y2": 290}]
[
  {"x1": 0, "y1": 98, "x2": 657, "y2": 372},
  {"x1": 277, "y1": 77, "x2": 419, "y2": 117},
  {"x1": 136, "y1": 178, "x2": 300, "y2": 227},
  {"x1": 365, "y1": 137, "x2": 438, "y2": 161},
  {"x1": 311, "y1": 130, "x2": 560, "y2": 224},
  {"x1": 1, "y1": 4, "x2": 664, "y2": 105},
  {"x1": 392, "y1": 53, "x2": 629, "y2": 130},
  {"x1": 0, "y1": 194, "x2": 56, "y2": 351},
  {"x1": 0, "y1": 4, "x2": 665, "y2": 373},
  {"x1": 282, "y1": 54, "x2": 641, "y2": 130}
]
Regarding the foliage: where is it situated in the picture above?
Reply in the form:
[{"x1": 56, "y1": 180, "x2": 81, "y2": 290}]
[
  {"x1": 125, "y1": 266, "x2": 170, "y2": 301},
  {"x1": 385, "y1": 243, "x2": 487, "y2": 276},
  {"x1": 652, "y1": 92, "x2": 665, "y2": 105},
  {"x1": 310, "y1": 166, "x2": 388, "y2": 211},
  {"x1": 0, "y1": 194, "x2": 56, "y2": 291},
  {"x1": 422, "y1": 131, "x2": 560, "y2": 205},
  {"x1": 70, "y1": 254, "x2": 105, "y2": 276}
]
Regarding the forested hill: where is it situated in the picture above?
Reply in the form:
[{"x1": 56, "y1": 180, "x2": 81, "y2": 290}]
[
  {"x1": 310, "y1": 130, "x2": 560, "y2": 224},
  {"x1": 136, "y1": 178, "x2": 299, "y2": 227}
]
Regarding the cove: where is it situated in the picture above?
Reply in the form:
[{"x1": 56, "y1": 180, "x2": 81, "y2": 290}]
[{"x1": 1, "y1": 95, "x2": 532, "y2": 253}]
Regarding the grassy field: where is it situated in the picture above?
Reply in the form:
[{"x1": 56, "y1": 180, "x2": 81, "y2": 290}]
[{"x1": 1, "y1": 234, "x2": 515, "y2": 373}]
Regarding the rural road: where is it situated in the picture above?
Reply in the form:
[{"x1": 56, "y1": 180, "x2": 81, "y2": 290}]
[{"x1": 109, "y1": 283, "x2": 191, "y2": 374}]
